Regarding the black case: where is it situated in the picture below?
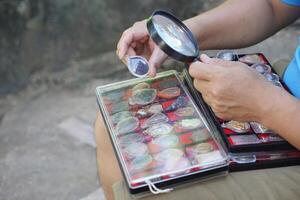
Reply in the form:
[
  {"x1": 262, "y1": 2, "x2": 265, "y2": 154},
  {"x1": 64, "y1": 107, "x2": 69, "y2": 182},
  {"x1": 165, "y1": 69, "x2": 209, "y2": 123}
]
[{"x1": 181, "y1": 53, "x2": 300, "y2": 172}]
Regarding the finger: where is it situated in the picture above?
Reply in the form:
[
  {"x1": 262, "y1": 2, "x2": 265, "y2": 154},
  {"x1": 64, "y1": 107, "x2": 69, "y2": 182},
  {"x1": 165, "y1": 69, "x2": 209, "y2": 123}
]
[
  {"x1": 148, "y1": 47, "x2": 168, "y2": 77},
  {"x1": 117, "y1": 21, "x2": 148, "y2": 59},
  {"x1": 201, "y1": 93, "x2": 211, "y2": 105},
  {"x1": 189, "y1": 61, "x2": 216, "y2": 81},
  {"x1": 199, "y1": 54, "x2": 212, "y2": 63},
  {"x1": 194, "y1": 79, "x2": 211, "y2": 95},
  {"x1": 118, "y1": 29, "x2": 136, "y2": 58},
  {"x1": 214, "y1": 112, "x2": 230, "y2": 120},
  {"x1": 121, "y1": 47, "x2": 136, "y2": 65}
]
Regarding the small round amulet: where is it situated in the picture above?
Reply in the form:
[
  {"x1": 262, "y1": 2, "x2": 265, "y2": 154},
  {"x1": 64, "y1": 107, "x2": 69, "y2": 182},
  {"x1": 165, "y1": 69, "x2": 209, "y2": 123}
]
[
  {"x1": 264, "y1": 73, "x2": 279, "y2": 82},
  {"x1": 216, "y1": 50, "x2": 239, "y2": 61},
  {"x1": 194, "y1": 143, "x2": 214, "y2": 154},
  {"x1": 175, "y1": 118, "x2": 203, "y2": 131},
  {"x1": 127, "y1": 56, "x2": 149, "y2": 78},
  {"x1": 221, "y1": 120, "x2": 250, "y2": 133},
  {"x1": 111, "y1": 111, "x2": 132, "y2": 124},
  {"x1": 123, "y1": 142, "x2": 149, "y2": 159},
  {"x1": 251, "y1": 63, "x2": 271, "y2": 74}
]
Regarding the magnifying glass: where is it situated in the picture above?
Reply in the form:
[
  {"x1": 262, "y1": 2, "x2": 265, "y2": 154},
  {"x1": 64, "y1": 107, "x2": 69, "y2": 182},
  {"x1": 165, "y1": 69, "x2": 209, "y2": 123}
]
[
  {"x1": 127, "y1": 10, "x2": 199, "y2": 78},
  {"x1": 147, "y1": 10, "x2": 200, "y2": 63},
  {"x1": 128, "y1": 11, "x2": 238, "y2": 77},
  {"x1": 127, "y1": 10, "x2": 198, "y2": 78}
]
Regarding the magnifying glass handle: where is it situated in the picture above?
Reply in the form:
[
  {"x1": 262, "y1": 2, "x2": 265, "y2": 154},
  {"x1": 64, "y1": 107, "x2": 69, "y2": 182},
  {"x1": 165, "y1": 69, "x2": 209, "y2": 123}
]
[{"x1": 186, "y1": 57, "x2": 200, "y2": 69}]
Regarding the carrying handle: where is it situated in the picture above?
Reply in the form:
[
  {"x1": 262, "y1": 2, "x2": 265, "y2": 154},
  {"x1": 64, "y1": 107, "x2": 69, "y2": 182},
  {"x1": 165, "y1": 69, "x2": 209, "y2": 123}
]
[{"x1": 145, "y1": 180, "x2": 173, "y2": 194}]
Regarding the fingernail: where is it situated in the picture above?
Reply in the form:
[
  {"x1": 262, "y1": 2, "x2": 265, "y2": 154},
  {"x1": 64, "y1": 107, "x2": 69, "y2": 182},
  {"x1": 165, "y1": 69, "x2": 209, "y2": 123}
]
[
  {"x1": 116, "y1": 48, "x2": 120, "y2": 57},
  {"x1": 121, "y1": 57, "x2": 127, "y2": 65}
]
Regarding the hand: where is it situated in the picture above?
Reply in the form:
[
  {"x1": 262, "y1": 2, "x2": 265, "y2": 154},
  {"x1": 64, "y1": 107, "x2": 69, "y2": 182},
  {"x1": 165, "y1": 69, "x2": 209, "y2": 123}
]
[
  {"x1": 116, "y1": 20, "x2": 167, "y2": 77},
  {"x1": 189, "y1": 54, "x2": 280, "y2": 122}
]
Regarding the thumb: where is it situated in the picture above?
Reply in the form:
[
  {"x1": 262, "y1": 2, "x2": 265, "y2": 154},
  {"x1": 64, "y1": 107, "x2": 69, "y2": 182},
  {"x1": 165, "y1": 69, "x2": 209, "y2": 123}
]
[{"x1": 148, "y1": 47, "x2": 168, "y2": 77}]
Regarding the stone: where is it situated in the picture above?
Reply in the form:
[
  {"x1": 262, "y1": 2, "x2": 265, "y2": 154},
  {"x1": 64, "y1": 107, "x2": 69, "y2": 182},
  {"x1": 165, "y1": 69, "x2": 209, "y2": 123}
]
[
  {"x1": 174, "y1": 106, "x2": 195, "y2": 117},
  {"x1": 152, "y1": 135, "x2": 179, "y2": 148},
  {"x1": 191, "y1": 143, "x2": 214, "y2": 154},
  {"x1": 239, "y1": 54, "x2": 263, "y2": 64},
  {"x1": 157, "y1": 87, "x2": 181, "y2": 99},
  {"x1": 130, "y1": 154, "x2": 153, "y2": 172},
  {"x1": 111, "y1": 111, "x2": 132, "y2": 124},
  {"x1": 154, "y1": 149, "x2": 184, "y2": 163},
  {"x1": 119, "y1": 133, "x2": 145, "y2": 147},
  {"x1": 251, "y1": 63, "x2": 271, "y2": 74},
  {"x1": 191, "y1": 129, "x2": 211, "y2": 143},
  {"x1": 116, "y1": 117, "x2": 139, "y2": 135},
  {"x1": 132, "y1": 82, "x2": 150, "y2": 92},
  {"x1": 175, "y1": 118, "x2": 203, "y2": 131},
  {"x1": 264, "y1": 73, "x2": 280, "y2": 82},
  {"x1": 130, "y1": 89, "x2": 157, "y2": 106},
  {"x1": 141, "y1": 113, "x2": 169, "y2": 129},
  {"x1": 137, "y1": 103, "x2": 163, "y2": 117},
  {"x1": 144, "y1": 122, "x2": 173, "y2": 137},
  {"x1": 165, "y1": 96, "x2": 188, "y2": 111}
]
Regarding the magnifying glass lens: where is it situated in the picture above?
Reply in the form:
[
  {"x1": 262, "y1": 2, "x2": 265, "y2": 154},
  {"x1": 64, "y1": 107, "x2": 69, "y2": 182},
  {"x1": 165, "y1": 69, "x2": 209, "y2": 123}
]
[{"x1": 152, "y1": 14, "x2": 197, "y2": 57}]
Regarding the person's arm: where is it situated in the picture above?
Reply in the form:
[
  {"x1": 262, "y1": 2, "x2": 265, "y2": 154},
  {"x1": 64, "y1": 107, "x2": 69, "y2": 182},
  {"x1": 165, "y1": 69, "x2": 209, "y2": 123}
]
[
  {"x1": 184, "y1": 0, "x2": 300, "y2": 50},
  {"x1": 260, "y1": 87, "x2": 300, "y2": 149}
]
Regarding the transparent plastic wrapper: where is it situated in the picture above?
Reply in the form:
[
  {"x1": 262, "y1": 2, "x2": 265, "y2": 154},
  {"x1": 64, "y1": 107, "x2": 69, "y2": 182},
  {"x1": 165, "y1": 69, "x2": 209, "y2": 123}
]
[{"x1": 96, "y1": 70, "x2": 229, "y2": 195}]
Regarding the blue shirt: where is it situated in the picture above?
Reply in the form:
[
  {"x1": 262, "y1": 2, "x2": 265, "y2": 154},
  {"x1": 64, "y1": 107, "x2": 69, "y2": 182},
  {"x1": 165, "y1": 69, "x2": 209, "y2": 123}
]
[
  {"x1": 281, "y1": 0, "x2": 300, "y2": 98},
  {"x1": 282, "y1": 0, "x2": 300, "y2": 6}
]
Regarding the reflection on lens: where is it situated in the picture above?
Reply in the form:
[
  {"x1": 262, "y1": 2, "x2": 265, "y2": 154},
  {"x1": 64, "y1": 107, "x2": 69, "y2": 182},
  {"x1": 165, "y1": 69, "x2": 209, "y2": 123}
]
[
  {"x1": 127, "y1": 56, "x2": 149, "y2": 77},
  {"x1": 152, "y1": 15, "x2": 197, "y2": 57}
]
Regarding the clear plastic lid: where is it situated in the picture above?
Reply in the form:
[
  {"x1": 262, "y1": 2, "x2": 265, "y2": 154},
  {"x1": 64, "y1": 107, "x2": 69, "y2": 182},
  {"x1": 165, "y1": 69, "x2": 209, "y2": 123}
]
[{"x1": 96, "y1": 70, "x2": 228, "y2": 189}]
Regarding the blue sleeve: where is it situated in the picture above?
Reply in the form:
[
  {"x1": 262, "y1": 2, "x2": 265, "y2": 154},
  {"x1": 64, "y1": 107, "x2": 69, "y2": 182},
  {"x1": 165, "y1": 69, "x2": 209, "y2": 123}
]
[{"x1": 282, "y1": 0, "x2": 300, "y2": 6}]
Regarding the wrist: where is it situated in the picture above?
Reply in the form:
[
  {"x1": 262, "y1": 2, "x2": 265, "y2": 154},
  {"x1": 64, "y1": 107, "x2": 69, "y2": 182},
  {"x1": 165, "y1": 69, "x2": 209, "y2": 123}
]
[
  {"x1": 258, "y1": 85, "x2": 299, "y2": 129},
  {"x1": 252, "y1": 82, "x2": 280, "y2": 124}
]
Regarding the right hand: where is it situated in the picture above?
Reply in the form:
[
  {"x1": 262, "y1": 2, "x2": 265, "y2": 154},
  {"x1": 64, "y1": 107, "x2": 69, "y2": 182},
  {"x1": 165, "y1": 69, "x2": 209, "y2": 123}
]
[{"x1": 116, "y1": 20, "x2": 168, "y2": 77}]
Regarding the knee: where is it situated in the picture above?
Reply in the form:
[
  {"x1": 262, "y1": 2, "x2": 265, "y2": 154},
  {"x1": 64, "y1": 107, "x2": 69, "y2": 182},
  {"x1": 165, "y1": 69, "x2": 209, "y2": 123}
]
[{"x1": 94, "y1": 112, "x2": 113, "y2": 152}]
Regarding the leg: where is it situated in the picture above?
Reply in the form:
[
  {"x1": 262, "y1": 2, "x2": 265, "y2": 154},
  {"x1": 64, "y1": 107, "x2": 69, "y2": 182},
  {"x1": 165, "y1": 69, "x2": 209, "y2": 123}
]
[{"x1": 94, "y1": 112, "x2": 123, "y2": 200}]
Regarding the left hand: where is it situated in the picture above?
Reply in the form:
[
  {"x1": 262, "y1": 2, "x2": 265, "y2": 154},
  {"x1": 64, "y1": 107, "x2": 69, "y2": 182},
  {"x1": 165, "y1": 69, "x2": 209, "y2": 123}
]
[{"x1": 189, "y1": 54, "x2": 278, "y2": 122}]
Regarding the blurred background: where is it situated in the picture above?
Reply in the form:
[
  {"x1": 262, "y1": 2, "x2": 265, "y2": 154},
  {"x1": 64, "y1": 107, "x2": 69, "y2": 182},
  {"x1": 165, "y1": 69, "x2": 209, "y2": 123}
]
[{"x1": 0, "y1": 0, "x2": 299, "y2": 199}]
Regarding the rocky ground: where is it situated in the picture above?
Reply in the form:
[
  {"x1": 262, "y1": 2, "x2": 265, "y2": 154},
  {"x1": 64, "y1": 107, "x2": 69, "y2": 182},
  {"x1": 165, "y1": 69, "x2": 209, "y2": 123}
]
[{"x1": 0, "y1": 7, "x2": 299, "y2": 200}]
